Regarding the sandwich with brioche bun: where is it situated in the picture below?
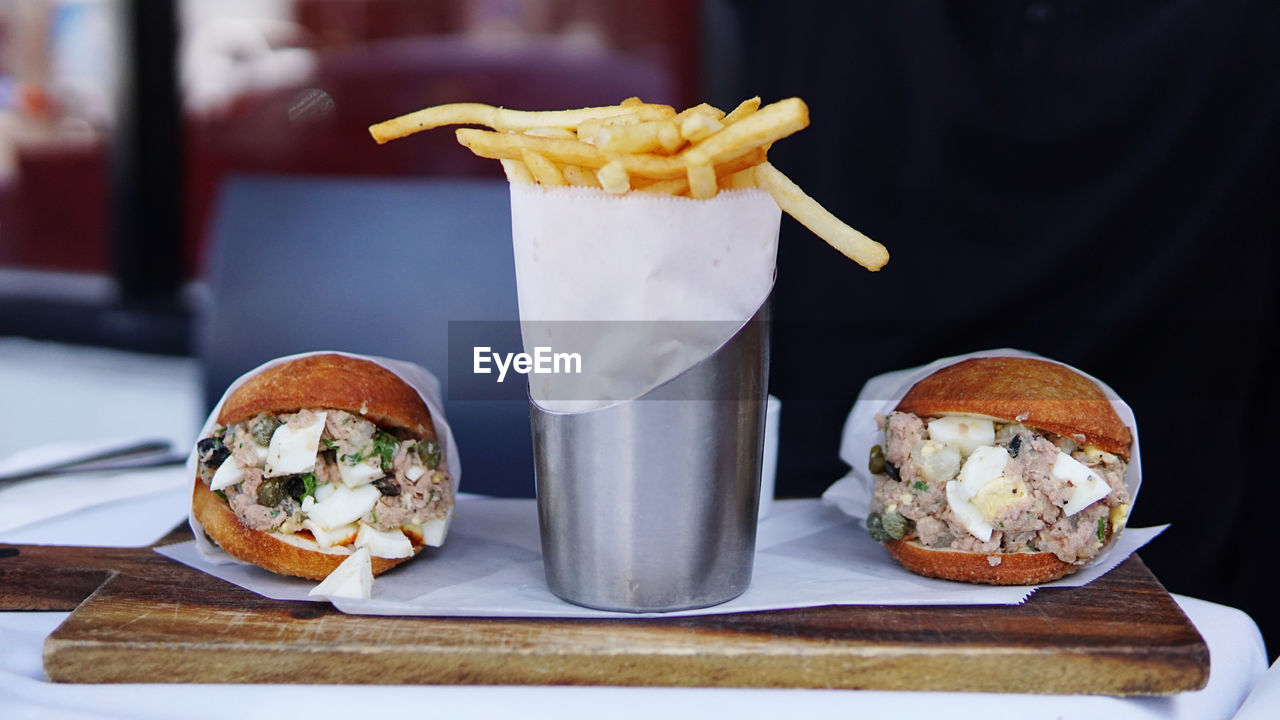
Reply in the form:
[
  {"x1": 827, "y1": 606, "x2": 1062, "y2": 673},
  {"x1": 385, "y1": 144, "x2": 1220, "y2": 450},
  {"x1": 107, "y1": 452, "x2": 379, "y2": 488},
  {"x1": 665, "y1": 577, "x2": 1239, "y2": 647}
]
[
  {"x1": 192, "y1": 354, "x2": 455, "y2": 581},
  {"x1": 866, "y1": 356, "x2": 1133, "y2": 585}
]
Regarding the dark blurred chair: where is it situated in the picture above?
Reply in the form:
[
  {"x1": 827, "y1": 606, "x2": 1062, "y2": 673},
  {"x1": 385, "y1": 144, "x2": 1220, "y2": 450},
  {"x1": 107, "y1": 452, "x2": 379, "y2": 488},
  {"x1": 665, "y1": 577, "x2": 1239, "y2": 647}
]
[{"x1": 195, "y1": 174, "x2": 532, "y2": 496}]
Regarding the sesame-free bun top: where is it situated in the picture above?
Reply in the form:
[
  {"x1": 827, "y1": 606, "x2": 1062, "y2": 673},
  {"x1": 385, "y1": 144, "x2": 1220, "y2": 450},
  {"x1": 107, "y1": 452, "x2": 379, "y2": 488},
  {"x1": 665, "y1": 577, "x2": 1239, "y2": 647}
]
[
  {"x1": 895, "y1": 356, "x2": 1132, "y2": 459},
  {"x1": 217, "y1": 354, "x2": 437, "y2": 439}
]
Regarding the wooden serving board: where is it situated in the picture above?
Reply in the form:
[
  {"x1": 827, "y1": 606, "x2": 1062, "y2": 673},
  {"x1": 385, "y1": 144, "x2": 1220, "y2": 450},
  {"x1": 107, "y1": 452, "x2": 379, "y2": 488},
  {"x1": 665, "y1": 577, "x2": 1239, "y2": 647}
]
[{"x1": 0, "y1": 529, "x2": 1208, "y2": 695}]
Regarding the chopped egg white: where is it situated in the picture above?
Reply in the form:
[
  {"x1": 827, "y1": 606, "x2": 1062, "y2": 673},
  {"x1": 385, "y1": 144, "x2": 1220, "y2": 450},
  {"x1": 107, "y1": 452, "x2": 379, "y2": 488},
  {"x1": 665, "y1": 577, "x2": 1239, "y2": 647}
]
[
  {"x1": 1052, "y1": 452, "x2": 1111, "y2": 516},
  {"x1": 315, "y1": 482, "x2": 337, "y2": 502},
  {"x1": 945, "y1": 445, "x2": 1014, "y2": 541},
  {"x1": 301, "y1": 483, "x2": 380, "y2": 530},
  {"x1": 253, "y1": 443, "x2": 269, "y2": 467},
  {"x1": 208, "y1": 458, "x2": 244, "y2": 491},
  {"x1": 338, "y1": 459, "x2": 382, "y2": 488},
  {"x1": 956, "y1": 445, "x2": 1011, "y2": 497},
  {"x1": 355, "y1": 523, "x2": 415, "y2": 559},
  {"x1": 405, "y1": 465, "x2": 426, "y2": 482},
  {"x1": 309, "y1": 546, "x2": 372, "y2": 600},
  {"x1": 265, "y1": 412, "x2": 327, "y2": 477},
  {"x1": 946, "y1": 481, "x2": 994, "y2": 542},
  {"x1": 420, "y1": 506, "x2": 453, "y2": 547},
  {"x1": 302, "y1": 519, "x2": 358, "y2": 548},
  {"x1": 927, "y1": 415, "x2": 996, "y2": 457}
]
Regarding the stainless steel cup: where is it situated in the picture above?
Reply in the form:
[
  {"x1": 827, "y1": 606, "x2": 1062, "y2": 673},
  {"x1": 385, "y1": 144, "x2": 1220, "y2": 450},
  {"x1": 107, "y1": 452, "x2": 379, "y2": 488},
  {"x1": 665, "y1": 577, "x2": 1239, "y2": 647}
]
[{"x1": 529, "y1": 300, "x2": 770, "y2": 612}]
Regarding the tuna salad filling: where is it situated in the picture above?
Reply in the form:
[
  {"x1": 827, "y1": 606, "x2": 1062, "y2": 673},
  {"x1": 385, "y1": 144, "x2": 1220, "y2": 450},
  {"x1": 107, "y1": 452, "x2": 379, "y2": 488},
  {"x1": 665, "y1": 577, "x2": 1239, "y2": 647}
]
[
  {"x1": 195, "y1": 409, "x2": 454, "y2": 558},
  {"x1": 867, "y1": 411, "x2": 1130, "y2": 565}
]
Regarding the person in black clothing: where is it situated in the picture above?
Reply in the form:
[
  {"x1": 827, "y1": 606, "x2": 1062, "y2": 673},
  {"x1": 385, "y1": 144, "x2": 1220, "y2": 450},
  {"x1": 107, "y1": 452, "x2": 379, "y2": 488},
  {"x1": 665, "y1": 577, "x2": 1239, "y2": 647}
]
[{"x1": 718, "y1": 0, "x2": 1279, "y2": 657}]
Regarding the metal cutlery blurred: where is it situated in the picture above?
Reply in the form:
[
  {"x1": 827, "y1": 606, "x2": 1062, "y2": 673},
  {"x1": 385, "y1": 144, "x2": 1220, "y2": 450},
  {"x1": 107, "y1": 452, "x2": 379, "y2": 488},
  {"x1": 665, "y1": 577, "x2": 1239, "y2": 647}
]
[{"x1": 0, "y1": 439, "x2": 187, "y2": 483}]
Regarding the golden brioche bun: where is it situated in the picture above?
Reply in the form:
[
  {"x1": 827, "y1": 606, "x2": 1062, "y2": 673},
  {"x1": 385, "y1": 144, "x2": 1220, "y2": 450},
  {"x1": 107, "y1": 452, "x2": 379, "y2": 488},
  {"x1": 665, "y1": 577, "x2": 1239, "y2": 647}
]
[
  {"x1": 895, "y1": 356, "x2": 1132, "y2": 459},
  {"x1": 883, "y1": 539, "x2": 1078, "y2": 585},
  {"x1": 192, "y1": 480, "x2": 422, "y2": 580},
  {"x1": 196, "y1": 354, "x2": 437, "y2": 580},
  {"x1": 880, "y1": 356, "x2": 1128, "y2": 584},
  {"x1": 217, "y1": 354, "x2": 437, "y2": 440}
]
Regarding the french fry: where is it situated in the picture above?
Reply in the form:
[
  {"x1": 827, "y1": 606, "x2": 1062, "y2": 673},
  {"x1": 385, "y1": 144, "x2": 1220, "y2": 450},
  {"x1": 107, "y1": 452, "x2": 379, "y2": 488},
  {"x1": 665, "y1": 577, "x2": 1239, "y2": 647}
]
[
  {"x1": 684, "y1": 149, "x2": 718, "y2": 199},
  {"x1": 719, "y1": 166, "x2": 758, "y2": 190},
  {"x1": 561, "y1": 164, "x2": 601, "y2": 188},
  {"x1": 755, "y1": 162, "x2": 888, "y2": 271},
  {"x1": 369, "y1": 101, "x2": 675, "y2": 144},
  {"x1": 674, "y1": 102, "x2": 725, "y2": 124},
  {"x1": 593, "y1": 120, "x2": 683, "y2": 154},
  {"x1": 576, "y1": 113, "x2": 641, "y2": 144},
  {"x1": 639, "y1": 148, "x2": 767, "y2": 197},
  {"x1": 371, "y1": 96, "x2": 887, "y2": 272},
  {"x1": 499, "y1": 158, "x2": 533, "y2": 184},
  {"x1": 597, "y1": 160, "x2": 631, "y2": 194},
  {"x1": 636, "y1": 176, "x2": 690, "y2": 195},
  {"x1": 688, "y1": 97, "x2": 808, "y2": 165},
  {"x1": 524, "y1": 127, "x2": 577, "y2": 139},
  {"x1": 722, "y1": 96, "x2": 762, "y2": 124},
  {"x1": 679, "y1": 112, "x2": 725, "y2": 143},
  {"x1": 520, "y1": 149, "x2": 566, "y2": 186},
  {"x1": 456, "y1": 128, "x2": 692, "y2": 179}
]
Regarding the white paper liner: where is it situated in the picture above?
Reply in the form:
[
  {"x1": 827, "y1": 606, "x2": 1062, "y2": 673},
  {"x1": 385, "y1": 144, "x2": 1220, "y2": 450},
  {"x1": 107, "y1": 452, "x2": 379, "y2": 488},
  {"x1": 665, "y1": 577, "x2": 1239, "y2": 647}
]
[
  {"x1": 509, "y1": 184, "x2": 779, "y2": 412},
  {"x1": 185, "y1": 351, "x2": 461, "y2": 568},
  {"x1": 822, "y1": 347, "x2": 1156, "y2": 590},
  {"x1": 158, "y1": 497, "x2": 1165, "y2": 617}
]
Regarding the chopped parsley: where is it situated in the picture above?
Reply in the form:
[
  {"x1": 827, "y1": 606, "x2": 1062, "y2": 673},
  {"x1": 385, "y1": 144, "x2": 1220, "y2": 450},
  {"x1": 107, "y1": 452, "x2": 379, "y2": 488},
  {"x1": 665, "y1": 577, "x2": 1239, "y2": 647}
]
[
  {"x1": 299, "y1": 472, "x2": 318, "y2": 501},
  {"x1": 911, "y1": 481, "x2": 928, "y2": 493},
  {"x1": 1097, "y1": 517, "x2": 1108, "y2": 543},
  {"x1": 374, "y1": 432, "x2": 399, "y2": 473}
]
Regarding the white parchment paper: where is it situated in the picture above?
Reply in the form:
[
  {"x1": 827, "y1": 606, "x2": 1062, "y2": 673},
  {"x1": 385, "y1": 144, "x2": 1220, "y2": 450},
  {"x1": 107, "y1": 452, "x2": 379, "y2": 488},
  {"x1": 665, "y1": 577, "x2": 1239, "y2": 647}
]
[
  {"x1": 185, "y1": 351, "x2": 461, "y2": 566},
  {"x1": 509, "y1": 184, "x2": 780, "y2": 412},
  {"x1": 159, "y1": 496, "x2": 1163, "y2": 617},
  {"x1": 822, "y1": 348, "x2": 1158, "y2": 591}
]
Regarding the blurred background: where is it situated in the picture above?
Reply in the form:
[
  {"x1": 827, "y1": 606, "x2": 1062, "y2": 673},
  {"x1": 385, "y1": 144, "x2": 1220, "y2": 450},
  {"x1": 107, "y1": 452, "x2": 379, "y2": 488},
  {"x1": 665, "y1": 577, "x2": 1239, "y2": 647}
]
[{"x1": 0, "y1": 0, "x2": 1275, "y2": 657}]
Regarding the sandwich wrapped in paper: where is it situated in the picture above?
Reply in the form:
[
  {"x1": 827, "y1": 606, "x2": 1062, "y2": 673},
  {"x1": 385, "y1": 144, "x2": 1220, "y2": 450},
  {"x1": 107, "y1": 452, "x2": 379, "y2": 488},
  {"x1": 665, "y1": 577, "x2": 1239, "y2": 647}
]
[
  {"x1": 824, "y1": 349, "x2": 1144, "y2": 585},
  {"x1": 187, "y1": 352, "x2": 460, "y2": 596}
]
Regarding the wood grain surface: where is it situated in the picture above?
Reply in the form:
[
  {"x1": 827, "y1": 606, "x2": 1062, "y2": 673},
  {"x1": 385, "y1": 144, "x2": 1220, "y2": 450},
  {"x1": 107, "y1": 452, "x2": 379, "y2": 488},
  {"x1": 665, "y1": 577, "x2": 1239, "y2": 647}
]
[{"x1": 0, "y1": 530, "x2": 1208, "y2": 695}]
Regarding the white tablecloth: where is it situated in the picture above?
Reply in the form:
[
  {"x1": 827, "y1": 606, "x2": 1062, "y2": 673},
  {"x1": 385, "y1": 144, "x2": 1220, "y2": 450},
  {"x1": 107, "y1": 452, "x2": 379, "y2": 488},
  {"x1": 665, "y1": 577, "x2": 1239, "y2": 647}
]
[{"x1": 0, "y1": 339, "x2": 1270, "y2": 719}]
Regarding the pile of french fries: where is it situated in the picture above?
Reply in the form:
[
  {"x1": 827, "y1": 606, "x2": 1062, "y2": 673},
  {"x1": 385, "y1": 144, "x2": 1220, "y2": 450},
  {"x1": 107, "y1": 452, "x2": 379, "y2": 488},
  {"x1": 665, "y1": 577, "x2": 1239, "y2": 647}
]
[{"x1": 369, "y1": 97, "x2": 887, "y2": 271}]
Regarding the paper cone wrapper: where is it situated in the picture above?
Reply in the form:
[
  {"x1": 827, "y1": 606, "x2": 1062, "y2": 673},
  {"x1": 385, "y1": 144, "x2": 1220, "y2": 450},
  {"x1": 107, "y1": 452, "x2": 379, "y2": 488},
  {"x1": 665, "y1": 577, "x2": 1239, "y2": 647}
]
[
  {"x1": 186, "y1": 351, "x2": 460, "y2": 565},
  {"x1": 509, "y1": 184, "x2": 780, "y2": 412}
]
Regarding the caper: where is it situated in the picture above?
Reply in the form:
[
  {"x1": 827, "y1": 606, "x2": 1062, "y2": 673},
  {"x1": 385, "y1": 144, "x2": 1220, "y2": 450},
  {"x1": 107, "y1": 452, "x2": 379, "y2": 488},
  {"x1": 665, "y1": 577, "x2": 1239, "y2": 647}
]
[
  {"x1": 882, "y1": 509, "x2": 913, "y2": 540},
  {"x1": 866, "y1": 512, "x2": 892, "y2": 542},
  {"x1": 868, "y1": 445, "x2": 886, "y2": 475},
  {"x1": 416, "y1": 439, "x2": 442, "y2": 469},
  {"x1": 252, "y1": 416, "x2": 282, "y2": 446},
  {"x1": 257, "y1": 477, "x2": 287, "y2": 506}
]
